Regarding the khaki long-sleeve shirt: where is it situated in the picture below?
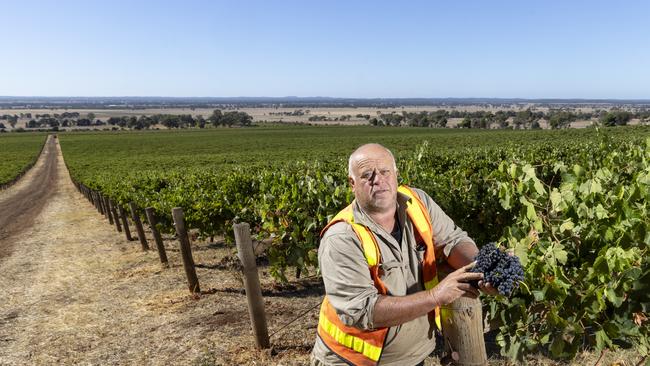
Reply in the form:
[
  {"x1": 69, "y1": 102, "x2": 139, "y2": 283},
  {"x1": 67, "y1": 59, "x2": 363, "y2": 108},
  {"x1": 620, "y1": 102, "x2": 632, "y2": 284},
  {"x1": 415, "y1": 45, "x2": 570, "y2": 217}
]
[{"x1": 311, "y1": 187, "x2": 475, "y2": 366}]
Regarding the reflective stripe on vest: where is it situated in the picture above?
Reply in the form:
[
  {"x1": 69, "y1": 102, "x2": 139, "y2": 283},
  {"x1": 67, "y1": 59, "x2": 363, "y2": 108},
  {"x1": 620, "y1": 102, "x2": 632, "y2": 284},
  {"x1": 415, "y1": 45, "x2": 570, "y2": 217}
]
[
  {"x1": 318, "y1": 185, "x2": 440, "y2": 365},
  {"x1": 318, "y1": 297, "x2": 388, "y2": 365}
]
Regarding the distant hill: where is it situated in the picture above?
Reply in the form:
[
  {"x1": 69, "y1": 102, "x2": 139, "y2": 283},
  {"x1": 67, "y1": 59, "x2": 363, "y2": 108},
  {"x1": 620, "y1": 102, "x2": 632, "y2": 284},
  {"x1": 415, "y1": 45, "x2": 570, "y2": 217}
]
[{"x1": 1, "y1": 96, "x2": 649, "y2": 109}]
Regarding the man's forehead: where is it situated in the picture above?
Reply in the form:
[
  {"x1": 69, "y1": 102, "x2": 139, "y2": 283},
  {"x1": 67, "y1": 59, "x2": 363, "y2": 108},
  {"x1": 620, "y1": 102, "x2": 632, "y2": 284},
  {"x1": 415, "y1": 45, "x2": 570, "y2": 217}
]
[{"x1": 352, "y1": 151, "x2": 394, "y2": 169}]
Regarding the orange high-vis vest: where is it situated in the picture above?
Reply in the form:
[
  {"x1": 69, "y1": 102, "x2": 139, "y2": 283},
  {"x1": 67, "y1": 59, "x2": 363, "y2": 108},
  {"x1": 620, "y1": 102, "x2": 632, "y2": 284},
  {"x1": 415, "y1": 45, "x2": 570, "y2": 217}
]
[{"x1": 317, "y1": 185, "x2": 440, "y2": 366}]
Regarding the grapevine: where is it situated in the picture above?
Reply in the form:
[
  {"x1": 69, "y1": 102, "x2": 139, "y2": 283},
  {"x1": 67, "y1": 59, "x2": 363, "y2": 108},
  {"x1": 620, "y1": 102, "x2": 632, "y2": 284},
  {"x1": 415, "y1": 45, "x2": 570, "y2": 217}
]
[{"x1": 58, "y1": 126, "x2": 650, "y2": 360}]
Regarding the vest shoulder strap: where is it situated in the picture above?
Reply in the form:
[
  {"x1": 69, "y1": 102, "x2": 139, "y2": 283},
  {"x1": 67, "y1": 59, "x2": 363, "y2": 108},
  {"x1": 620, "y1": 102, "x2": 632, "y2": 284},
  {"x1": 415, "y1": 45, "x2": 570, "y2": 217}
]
[{"x1": 320, "y1": 203, "x2": 382, "y2": 268}]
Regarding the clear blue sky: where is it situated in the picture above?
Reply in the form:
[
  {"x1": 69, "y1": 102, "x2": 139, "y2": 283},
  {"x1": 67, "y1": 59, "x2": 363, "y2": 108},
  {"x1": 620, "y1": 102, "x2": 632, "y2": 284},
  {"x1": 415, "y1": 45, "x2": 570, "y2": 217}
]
[{"x1": 2, "y1": 0, "x2": 649, "y2": 98}]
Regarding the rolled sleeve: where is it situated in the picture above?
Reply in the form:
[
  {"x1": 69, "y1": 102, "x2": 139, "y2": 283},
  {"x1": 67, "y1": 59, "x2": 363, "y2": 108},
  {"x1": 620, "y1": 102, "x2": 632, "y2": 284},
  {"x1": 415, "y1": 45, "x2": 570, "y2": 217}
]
[
  {"x1": 318, "y1": 225, "x2": 380, "y2": 330},
  {"x1": 412, "y1": 188, "x2": 475, "y2": 259}
]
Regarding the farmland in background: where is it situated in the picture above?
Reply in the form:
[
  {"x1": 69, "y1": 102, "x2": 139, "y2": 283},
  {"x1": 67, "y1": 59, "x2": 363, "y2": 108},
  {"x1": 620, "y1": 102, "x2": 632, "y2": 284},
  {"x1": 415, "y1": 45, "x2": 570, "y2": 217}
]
[
  {"x1": 2, "y1": 103, "x2": 649, "y2": 131},
  {"x1": 58, "y1": 125, "x2": 646, "y2": 172}
]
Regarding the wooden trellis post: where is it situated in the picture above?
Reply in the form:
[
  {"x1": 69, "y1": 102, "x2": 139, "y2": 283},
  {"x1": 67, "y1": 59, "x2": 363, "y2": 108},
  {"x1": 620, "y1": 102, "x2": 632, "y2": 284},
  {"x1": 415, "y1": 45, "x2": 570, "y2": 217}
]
[
  {"x1": 110, "y1": 199, "x2": 122, "y2": 232},
  {"x1": 145, "y1": 207, "x2": 168, "y2": 266},
  {"x1": 118, "y1": 205, "x2": 133, "y2": 241},
  {"x1": 233, "y1": 222, "x2": 270, "y2": 349},
  {"x1": 440, "y1": 296, "x2": 488, "y2": 366},
  {"x1": 129, "y1": 202, "x2": 149, "y2": 251},
  {"x1": 172, "y1": 207, "x2": 200, "y2": 293},
  {"x1": 104, "y1": 196, "x2": 114, "y2": 225}
]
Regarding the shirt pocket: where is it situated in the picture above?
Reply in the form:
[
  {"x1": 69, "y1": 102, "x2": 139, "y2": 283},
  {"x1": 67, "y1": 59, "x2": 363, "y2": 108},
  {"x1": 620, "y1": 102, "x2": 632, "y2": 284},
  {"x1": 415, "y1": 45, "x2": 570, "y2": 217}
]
[{"x1": 379, "y1": 260, "x2": 407, "y2": 296}]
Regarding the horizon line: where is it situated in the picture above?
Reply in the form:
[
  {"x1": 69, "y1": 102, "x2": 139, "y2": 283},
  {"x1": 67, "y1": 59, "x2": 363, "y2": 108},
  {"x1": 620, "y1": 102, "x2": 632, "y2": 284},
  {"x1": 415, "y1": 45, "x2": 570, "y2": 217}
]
[{"x1": 1, "y1": 96, "x2": 650, "y2": 102}]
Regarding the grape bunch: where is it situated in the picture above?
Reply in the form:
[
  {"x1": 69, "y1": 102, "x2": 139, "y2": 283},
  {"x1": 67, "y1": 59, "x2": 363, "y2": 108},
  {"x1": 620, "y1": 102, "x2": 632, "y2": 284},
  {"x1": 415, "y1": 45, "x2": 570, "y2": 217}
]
[{"x1": 469, "y1": 242, "x2": 524, "y2": 296}]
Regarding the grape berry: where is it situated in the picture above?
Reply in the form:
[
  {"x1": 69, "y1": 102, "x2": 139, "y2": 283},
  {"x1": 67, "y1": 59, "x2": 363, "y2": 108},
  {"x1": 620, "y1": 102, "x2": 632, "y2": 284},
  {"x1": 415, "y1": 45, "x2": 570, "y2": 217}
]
[{"x1": 469, "y1": 242, "x2": 524, "y2": 296}]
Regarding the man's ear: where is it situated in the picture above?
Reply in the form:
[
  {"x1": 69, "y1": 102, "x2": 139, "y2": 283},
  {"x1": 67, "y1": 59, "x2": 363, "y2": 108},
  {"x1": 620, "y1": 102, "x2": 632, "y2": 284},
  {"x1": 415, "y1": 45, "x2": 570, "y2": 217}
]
[{"x1": 348, "y1": 175, "x2": 355, "y2": 189}]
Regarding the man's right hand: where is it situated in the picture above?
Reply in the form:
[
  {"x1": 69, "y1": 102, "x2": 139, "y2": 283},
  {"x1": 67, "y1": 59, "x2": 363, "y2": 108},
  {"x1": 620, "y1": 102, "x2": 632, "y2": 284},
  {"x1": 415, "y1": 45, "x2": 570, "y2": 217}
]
[{"x1": 429, "y1": 262, "x2": 483, "y2": 306}]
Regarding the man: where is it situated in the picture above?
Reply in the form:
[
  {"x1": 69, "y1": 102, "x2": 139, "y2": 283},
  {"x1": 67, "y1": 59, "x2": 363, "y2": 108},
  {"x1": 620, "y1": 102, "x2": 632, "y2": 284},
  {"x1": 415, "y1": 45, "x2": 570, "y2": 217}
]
[{"x1": 311, "y1": 143, "x2": 496, "y2": 366}]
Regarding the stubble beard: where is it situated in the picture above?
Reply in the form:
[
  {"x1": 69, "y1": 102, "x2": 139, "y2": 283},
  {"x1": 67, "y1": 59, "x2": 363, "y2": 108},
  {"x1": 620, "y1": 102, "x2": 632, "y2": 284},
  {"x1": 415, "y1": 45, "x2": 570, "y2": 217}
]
[{"x1": 362, "y1": 192, "x2": 397, "y2": 215}]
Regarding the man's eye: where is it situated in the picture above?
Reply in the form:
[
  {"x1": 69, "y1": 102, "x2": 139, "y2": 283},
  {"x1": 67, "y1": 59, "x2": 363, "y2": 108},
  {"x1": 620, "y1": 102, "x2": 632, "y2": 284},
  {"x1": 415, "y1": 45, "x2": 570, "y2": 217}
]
[{"x1": 380, "y1": 169, "x2": 391, "y2": 176}]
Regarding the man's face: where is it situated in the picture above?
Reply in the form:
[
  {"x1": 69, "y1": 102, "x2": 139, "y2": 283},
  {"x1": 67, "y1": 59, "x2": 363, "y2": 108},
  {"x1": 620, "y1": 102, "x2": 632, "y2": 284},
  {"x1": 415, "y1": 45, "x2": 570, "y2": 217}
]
[{"x1": 349, "y1": 147, "x2": 398, "y2": 214}]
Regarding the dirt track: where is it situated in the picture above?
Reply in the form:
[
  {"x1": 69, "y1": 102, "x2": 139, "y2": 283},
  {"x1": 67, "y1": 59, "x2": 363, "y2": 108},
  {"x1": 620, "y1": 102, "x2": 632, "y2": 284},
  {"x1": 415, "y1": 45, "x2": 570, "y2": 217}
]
[
  {"x1": 0, "y1": 139, "x2": 321, "y2": 365},
  {"x1": 0, "y1": 135, "x2": 57, "y2": 260}
]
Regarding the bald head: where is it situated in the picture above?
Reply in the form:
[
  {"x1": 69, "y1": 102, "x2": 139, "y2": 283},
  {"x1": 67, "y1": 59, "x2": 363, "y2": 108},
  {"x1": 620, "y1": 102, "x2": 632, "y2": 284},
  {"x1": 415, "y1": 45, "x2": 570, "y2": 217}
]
[{"x1": 348, "y1": 143, "x2": 397, "y2": 180}]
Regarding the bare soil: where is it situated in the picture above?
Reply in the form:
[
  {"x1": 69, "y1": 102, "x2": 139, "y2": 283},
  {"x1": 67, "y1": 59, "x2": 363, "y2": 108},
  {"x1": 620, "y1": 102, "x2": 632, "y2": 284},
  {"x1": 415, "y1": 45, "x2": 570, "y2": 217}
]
[{"x1": 0, "y1": 136, "x2": 644, "y2": 365}]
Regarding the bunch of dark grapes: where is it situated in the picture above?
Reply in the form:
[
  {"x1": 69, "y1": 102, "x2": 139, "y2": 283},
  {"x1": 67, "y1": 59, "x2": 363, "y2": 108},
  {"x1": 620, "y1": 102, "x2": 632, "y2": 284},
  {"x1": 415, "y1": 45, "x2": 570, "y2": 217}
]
[{"x1": 469, "y1": 242, "x2": 524, "y2": 297}]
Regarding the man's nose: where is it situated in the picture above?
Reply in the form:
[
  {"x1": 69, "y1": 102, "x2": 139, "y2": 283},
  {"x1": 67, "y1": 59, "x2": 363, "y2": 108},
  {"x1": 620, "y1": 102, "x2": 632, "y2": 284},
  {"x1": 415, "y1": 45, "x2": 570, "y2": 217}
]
[{"x1": 369, "y1": 169, "x2": 381, "y2": 184}]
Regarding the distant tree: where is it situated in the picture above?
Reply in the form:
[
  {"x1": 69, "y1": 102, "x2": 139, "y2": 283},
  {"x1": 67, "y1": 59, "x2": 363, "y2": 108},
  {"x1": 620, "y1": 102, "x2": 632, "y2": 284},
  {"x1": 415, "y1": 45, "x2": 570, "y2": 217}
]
[
  {"x1": 87, "y1": 112, "x2": 96, "y2": 121},
  {"x1": 209, "y1": 109, "x2": 223, "y2": 126},
  {"x1": 639, "y1": 110, "x2": 650, "y2": 124},
  {"x1": 220, "y1": 111, "x2": 252, "y2": 127},
  {"x1": 379, "y1": 113, "x2": 403, "y2": 126},
  {"x1": 494, "y1": 111, "x2": 509, "y2": 128},
  {"x1": 471, "y1": 117, "x2": 486, "y2": 129},
  {"x1": 160, "y1": 115, "x2": 180, "y2": 128},
  {"x1": 126, "y1": 116, "x2": 138, "y2": 129},
  {"x1": 7, "y1": 115, "x2": 18, "y2": 126},
  {"x1": 482, "y1": 112, "x2": 495, "y2": 129},
  {"x1": 430, "y1": 110, "x2": 448, "y2": 128},
  {"x1": 513, "y1": 109, "x2": 541, "y2": 129},
  {"x1": 136, "y1": 115, "x2": 153, "y2": 129},
  {"x1": 196, "y1": 115, "x2": 206, "y2": 128},
  {"x1": 180, "y1": 114, "x2": 195, "y2": 127},
  {"x1": 107, "y1": 117, "x2": 128, "y2": 127},
  {"x1": 406, "y1": 111, "x2": 428, "y2": 127},
  {"x1": 457, "y1": 117, "x2": 471, "y2": 128},
  {"x1": 547, "y1": 110, "x2": 577, "y2": 129},
  {"x1": 600, "y1": 110, "x2": 631, "y2": 126}
]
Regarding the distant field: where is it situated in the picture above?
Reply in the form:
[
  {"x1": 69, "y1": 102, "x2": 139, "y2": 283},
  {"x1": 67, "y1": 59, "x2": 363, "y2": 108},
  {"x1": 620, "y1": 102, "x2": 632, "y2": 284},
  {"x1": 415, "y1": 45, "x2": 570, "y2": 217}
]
[
  {"x1": 1, "y1": 106, "x2": 483, "y2": 128},
  {"x1": 1, "y1": 105, "x2": 636, "y2": 129},
  {"x1": 57, "y1": 125, "x2": 648, "y2": 177},
  {"x1": 0, "y1": 134, "x2": 47, "y2": 186}
]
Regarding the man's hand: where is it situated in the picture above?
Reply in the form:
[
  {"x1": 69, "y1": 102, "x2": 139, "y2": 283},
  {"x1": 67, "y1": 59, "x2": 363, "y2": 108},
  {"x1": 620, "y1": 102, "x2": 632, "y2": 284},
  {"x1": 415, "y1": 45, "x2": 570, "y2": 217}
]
[
  {"x1": 429, "y1": 262, "x2": 483, "y2": 306},
  {"x1": 373, "y1": 262, "x2": 483, "y2": 328},
  {"x1": 478, "y1": 281, "x2": 499, "y2": 296}
]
